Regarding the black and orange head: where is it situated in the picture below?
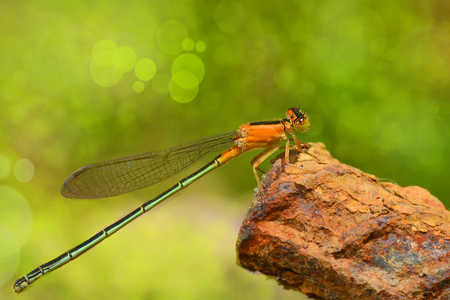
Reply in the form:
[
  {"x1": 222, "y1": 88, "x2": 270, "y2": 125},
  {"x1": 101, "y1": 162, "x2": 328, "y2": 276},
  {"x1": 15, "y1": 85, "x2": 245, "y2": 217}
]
[{"x1": 286, "y1": 107, "x2": 310, "y2": 133}]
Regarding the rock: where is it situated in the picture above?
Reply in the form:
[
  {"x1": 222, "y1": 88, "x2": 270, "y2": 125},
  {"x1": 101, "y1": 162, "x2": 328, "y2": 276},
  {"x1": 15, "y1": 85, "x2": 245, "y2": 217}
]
[{"x1": 236, "y1": 143, "x2": 450, "y2": 299}]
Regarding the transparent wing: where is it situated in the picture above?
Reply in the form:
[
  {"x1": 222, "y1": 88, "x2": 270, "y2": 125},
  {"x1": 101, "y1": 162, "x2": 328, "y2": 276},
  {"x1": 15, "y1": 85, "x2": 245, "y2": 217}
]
[{"x1": 61, "y1": 131, "x2": 237, "y2": 199}]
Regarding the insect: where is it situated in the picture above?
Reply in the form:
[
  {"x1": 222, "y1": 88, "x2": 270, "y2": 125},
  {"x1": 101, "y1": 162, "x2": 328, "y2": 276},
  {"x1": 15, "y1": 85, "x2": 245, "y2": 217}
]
[{"x1": 13, "y1": 107, "x2": 311, "y2": 293}]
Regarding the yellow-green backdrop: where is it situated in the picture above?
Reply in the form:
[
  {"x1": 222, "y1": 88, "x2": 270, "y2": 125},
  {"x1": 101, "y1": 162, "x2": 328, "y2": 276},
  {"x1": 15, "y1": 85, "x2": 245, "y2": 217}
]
[{"x1": 1, "y1": 1, "x2": 449, "y2": 299}]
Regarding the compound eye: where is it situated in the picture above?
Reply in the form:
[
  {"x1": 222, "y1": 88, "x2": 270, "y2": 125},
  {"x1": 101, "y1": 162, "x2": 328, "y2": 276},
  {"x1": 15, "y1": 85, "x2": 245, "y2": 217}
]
[{"x1": 293, "y1": 113, "x2": 310, "y2": 133}]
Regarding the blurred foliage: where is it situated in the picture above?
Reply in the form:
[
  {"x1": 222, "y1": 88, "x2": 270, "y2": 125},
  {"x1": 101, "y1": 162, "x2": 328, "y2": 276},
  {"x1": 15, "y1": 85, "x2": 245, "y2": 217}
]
[{"x1": 0, "y1": 0, "x2": 449, "y2": 299}]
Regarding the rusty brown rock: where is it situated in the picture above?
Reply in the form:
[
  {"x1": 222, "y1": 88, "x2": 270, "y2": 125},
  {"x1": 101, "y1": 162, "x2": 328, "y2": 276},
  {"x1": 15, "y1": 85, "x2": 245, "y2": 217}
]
[{"x1": 236, "y1": 143, "x2": 450, "y2": 300}]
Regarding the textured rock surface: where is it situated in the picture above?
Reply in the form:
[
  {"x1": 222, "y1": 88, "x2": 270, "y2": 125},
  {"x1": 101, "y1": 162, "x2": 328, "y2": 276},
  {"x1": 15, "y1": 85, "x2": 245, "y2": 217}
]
[{"x1": 236, "y1": 143, "x2": 450, "y2": 300}]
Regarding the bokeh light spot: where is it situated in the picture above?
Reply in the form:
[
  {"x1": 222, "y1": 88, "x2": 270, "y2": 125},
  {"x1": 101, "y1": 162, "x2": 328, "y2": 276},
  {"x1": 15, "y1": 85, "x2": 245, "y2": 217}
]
[
  {"x1": 0, "y1": 154, "x2": 11, "y2": 180},
  {"x1": 169, "y1": 79, "x2": 199, "y2": 103},
  {"x1": 133, "y1": 81, "x2": 145, "y2": 93},
  {"x1": 157, "y1": 20, "x2": 189, "y2": 55},
  {"x1": 14, "y1": 159, "x2": 34, "y2": 183},
  {"x1": 113, "y1": 46, "x2": 137, "y2": 73},
  {"x1": 90, "y1": 61, "x2": 123, "y2": 87},
  {"x1": 151, "y1": 73, "x2": 170, "y2": 94},
  {"x1": 214, "y1": 0, "x2": 245, "y2": 33},
  {"x1": 92, "y1": 40, "x2": 118, "y2": 67},
  {"x1": 171, "y1": 53, "x2": 205, "y2": 84},
  {"x1": 182, "y1": 38, "x2": 195, "y2": 51},
  {"x1": 135, "y1": 58, "x2": 157, "y2": 81},
  {"x1": 195, "y1": 41, "x2": 206, "y2": 53},
  {"x1": 172, "y1": 71, "x2": 199, "y2": 89}
]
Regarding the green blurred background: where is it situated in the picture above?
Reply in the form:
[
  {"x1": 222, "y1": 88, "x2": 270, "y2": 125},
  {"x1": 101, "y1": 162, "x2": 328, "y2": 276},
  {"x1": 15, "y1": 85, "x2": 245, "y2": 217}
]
[{"x1": 1, "y1": 0, "x2": 449, "y2": 299}]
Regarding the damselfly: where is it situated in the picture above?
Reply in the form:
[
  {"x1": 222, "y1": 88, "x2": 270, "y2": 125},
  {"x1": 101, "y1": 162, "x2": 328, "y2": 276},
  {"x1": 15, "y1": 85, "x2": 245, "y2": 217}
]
[{"x1": 13, "y1": 107, "x2": 312, "y2": 293}]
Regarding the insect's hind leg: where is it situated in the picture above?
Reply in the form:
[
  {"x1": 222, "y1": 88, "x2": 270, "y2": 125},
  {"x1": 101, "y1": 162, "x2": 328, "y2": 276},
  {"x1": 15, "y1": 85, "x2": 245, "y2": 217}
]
[{"x1": 250, "y1": 141, "x2": 281, "y2": 190}]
